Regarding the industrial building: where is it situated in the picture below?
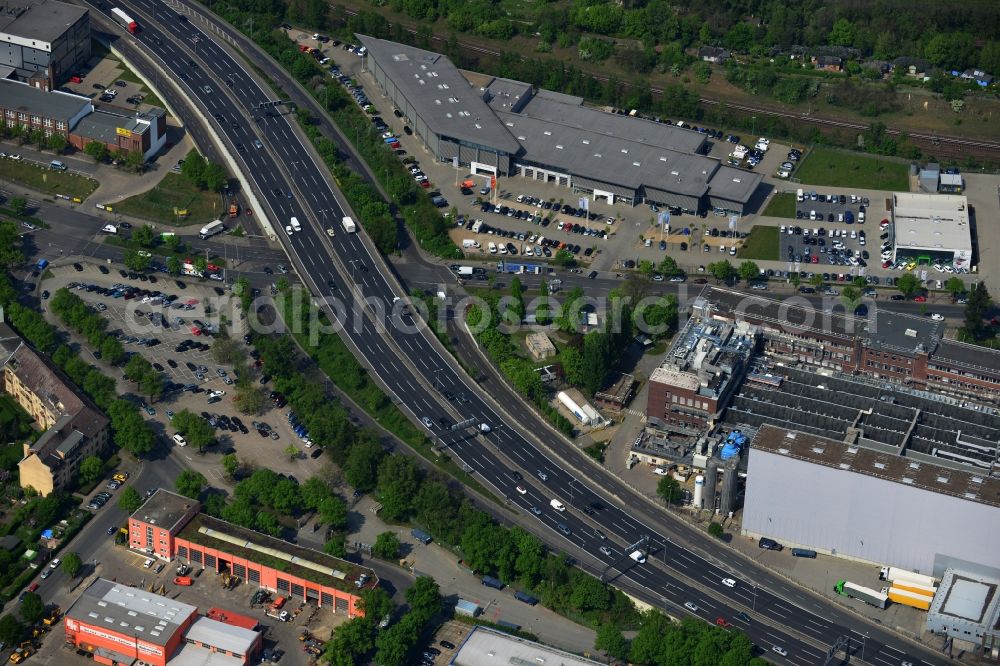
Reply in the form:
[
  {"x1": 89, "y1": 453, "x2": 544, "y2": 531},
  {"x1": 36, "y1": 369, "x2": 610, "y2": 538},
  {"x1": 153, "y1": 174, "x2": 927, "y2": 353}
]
[
  {"x1": 450, "y1": 626, "x2": 604, "y2": 666},
  {"x1": 699, "y1": 286, "x2": 1000, "y2": 403},
  {"x1": 889, "y1": 192, "x2": 972, "y2": 270},
  {"x1": 0, "y1": 322, "x2": 110, "y2": 496},
  {"x1": 646, "y1": 300, "x2": 758, "y2": 434},
  {"x1": 0, "y1": 79, "x2": 167, "y2": 159},
  {"x1": 0, "y1": 0, "x2": 90, "y2": 88},
  {"x1": 356, "y1": 35, "x2": 763, "y2": 215},
  {"x1": 130, "y1": 490, "x2": 376, "y2": 618},
  {"x1": 63, "y1": 578, "x2": 263, "y2": 666},
  {"x1": 741, "y1": 424, "x2": 1000, "y2": 575},
  {"x1": 926, "y1": 569, "x2": 1000, "y2": 659}
]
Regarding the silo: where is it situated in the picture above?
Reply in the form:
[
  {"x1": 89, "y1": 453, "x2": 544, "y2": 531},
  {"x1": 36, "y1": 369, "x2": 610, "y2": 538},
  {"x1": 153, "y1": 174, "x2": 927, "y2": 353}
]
[
  {"x1": 693, "y1": 475, "x2": 705, "y2": 509},
  {"x1": 704, "y1": 460, "x2": 719, "y2": 513},
  {"x1": 719, "y1": 457, "x2": 740, "y2": 516}
]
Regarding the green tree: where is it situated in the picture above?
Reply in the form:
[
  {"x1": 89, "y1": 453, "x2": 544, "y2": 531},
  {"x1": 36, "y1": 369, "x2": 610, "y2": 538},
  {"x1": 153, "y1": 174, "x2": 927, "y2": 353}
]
[
  {"x1": 131, "y1": 225, "x2": 156, "y2": 248},
  {"x1": 139, "y1": 371, "x2": 164, "y2": 402},
  {"x1": 738, "y1": 260, "x2": 760, "y2": 283},
  {"x1": 405, "y1": 576, "x2": 442, "y2": 617},
  {"x1": 124, "y1": 354, "x2": 152, "y2": 383},
  {"x1": 962, "y1": 281, "x2": 992, "y2": 340},
  {"x1": 0, "y1": 221, "x2": 24, "y2": 267},
  {"x1": 221, "y1": 453, "x2": 240, "y2": 478},
  {"x1": 945, "y1": 276, "x2": 966, "y2": 298},
  {"x1": 708, "y1": 260, "x2": 736, "y2": 283},
  {"x1": 193, "y1": 256, "x2": 208, "y2": 275},
  {"x1": 117, "y1": 486, "x2": 143, "y2": 513},
  {"x1": 202, "y1": 162, "x2": 228, "y2": 191},
  {"x1": 377, "y1": 455, "x2": 421, "y2": 522},
  {"x1": 78, "y1": 455, "x2": 104, "y2": 485},
  {"x1": 19, "y1": 592, "x2": 44, "y2": 624},
  {"x1": 829, "y1": 18, "x2": 855, "y2": 46},
  {"x1": 62, "y1": 552, "x2": 82, "y2": 577},
  {"x1": 657, "y1": 475, "x2": 680, "y2": 504},
  {"x1": 175, "y1": 470, "x2": 207, "y2": 499},
  {"x1": 708, "y1": 522, "x2": 725, "y2": 538},
  {"x1": 327, "y1": 618, "x2": 375, "y2": 666},
  {"x1": 895, "y1": 273, "x2": 922, "y2": 298},
  {"x1": 373, "y1": 531, "x2": 401, "y2": 560},
  {"x1": 809, "y1": 273, "x2": 824, "y2": 288},
  {"x1": 166, "y1": 256, "x2": 182, "y2": 275},
  {"x1": 594, "y1": 622, "x2": 630, "y2": 660},
  {"x1": 344, "y1": 440, "x2": 384, "y2": 492},
  {"x1": 180, "y1": 153, "x2": 207, "y2": 187},
  {"x1": 0, "y1": 615, "x2": 23, "y2": 647},
  {"x1": 47, "y1": 133, "x2": 67, "y2": 153},
  {"x1": 84, "y1": 141, "x2": 109, "y2": 162},
  {"x1": 657, "y1": 256, "x2": 682, "y2": 278},
  {"x1": 284, "y1": 443, "x2": 298, "y2": 460},
  {"x1": 841, "y1": 285, "x2": 861, "y2": 310},
  {"x1": 8, "y1": 197, "x2": 27, "y2": 217},
  {"x1": 234, "y1": 386, "x2": 265, "y2": 415},
  {"x1": 360, "y1": 587, "x2": 394, "y2": 625}
]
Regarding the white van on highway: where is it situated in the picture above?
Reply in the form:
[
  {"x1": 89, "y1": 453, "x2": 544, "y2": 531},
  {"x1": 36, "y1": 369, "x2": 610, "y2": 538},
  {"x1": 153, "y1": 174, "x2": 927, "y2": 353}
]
[{"x1": 549, "y1": 499, "x2": 565, "y2": 512}]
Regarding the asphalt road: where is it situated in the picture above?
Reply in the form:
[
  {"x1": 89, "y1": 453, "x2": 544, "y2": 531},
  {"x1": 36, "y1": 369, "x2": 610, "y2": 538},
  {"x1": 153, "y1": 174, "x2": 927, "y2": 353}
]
[{"x1": 59, "y1": 4, "x2": 950, "y2": 665}]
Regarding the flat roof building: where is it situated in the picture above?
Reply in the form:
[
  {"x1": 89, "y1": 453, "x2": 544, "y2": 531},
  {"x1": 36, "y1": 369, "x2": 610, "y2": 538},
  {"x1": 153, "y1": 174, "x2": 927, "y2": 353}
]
[
  {"x1": 451, "y1": 625, "x2": 604, "y2": 666},
  {"x1": 357, "y1": 35, "x2": 762, "y2": 214},
  {"x1": 63, "y1": 578, "x2": 262, "y2": 666},
  {"x1": 742, "y1": 424, "x2": 1000, "y2": 574},
  {"x1": 0, "y1": 0, "x2": 90, "y2": 86},
  {"x1": 926, "y1": 568, "x2": 1000, "y2": 659},
  {"x1": 890, "y1": 192, "x2": 972, "y2": 270},
  {"x1": 0, "y1": 79, "x2": 167, "y2": 160},
  {"x1": 129, "y1": 490, "x2": 377, "y2": 619}
]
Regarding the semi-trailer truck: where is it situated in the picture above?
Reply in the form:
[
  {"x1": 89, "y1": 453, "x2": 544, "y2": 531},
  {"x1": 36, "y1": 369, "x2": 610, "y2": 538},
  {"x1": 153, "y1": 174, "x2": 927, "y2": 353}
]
[
  {"x1": 879, "y1": 566, "x2": 936, "y2": 589},
  {"x1": 111, "y1": 7, "x2": 139, "y2": 33},
  {"x1": 834, "y1": 580, "x2": 887, "y2": 609},
  {"x1": 342, "y1": 216, "x2": 356, "y2": 233},
  {"x1": 199, "y1": 220, "x2": 225, "y2": 239},
  {"x1": 887, "y1": 587, "x2": 933, "y2": 611},
  {"x1": 891, "y1": 580, "x2": 937, "y2": 597}
]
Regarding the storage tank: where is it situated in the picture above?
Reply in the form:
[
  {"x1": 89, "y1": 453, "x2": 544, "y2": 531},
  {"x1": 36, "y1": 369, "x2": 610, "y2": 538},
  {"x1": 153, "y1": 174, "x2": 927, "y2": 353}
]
[
  {"x1": 693, "y1": 475, "x2": 704, "y2": 509},
  {"x1": 704, "y1": 461, "x2": 718, "y2": 512},
  {"x1": 719, "y1": 457, "x2": 740, "y2": 516}
]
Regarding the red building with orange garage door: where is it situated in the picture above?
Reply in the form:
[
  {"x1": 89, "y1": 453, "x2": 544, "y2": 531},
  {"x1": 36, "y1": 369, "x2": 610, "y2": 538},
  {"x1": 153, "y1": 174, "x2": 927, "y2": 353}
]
[
  {"x1": 129, "y1": 490, "x2": 376, "y2": 618},
  {"x1": 63, "y1": 578, "x2": 262, "y2": 665}
]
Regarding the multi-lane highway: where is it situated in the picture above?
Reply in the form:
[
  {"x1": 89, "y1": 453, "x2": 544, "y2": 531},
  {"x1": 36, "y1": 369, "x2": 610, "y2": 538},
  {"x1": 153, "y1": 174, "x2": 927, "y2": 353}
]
[{"x1": 72, "y1": 4, "x2": 949, "y2": 663}]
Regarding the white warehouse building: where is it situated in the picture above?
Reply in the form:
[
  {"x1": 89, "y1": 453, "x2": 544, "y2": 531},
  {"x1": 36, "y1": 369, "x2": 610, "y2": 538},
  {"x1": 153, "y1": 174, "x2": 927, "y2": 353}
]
[
  {"x1": 890, "y1": 192, "x2": 973, "y2": 271},
  {"x1": 741, "y1": 425, "x2": 1000, "y2": 576}
]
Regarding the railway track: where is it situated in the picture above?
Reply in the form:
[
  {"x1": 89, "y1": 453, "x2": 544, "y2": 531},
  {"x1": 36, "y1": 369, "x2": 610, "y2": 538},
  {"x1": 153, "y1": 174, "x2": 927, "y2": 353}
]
[{"x1": 338, "y1": 7, "x2": 1000, "y2": 159}]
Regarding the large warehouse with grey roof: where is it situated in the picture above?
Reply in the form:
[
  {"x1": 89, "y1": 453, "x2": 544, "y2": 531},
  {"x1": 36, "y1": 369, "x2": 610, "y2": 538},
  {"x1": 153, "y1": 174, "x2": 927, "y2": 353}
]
[{"x1": 357, "y1": 35, "x2": 763, "y2": 214}]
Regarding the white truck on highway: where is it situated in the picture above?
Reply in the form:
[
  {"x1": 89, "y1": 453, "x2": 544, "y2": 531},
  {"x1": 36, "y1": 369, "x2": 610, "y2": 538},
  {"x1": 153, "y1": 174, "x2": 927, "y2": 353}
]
[
  {"x1": 199, "y1": 220, "x2": 225, "y2": 239},
  {"x1": 342, "y1": 216, "x2": 356, "y2": 233}
]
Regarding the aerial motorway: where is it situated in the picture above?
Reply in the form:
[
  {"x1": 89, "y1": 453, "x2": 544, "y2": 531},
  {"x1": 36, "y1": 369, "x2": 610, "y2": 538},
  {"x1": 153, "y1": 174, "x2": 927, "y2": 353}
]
[{"x1": 88, "y1": 2, "x2": 945, "y2": 663}]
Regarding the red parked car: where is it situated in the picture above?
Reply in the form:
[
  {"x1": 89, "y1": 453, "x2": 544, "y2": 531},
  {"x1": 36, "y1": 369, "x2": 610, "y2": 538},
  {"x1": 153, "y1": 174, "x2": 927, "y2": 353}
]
[{"x1": 913, "y1": 296, "x2": 927, "y2": 302}]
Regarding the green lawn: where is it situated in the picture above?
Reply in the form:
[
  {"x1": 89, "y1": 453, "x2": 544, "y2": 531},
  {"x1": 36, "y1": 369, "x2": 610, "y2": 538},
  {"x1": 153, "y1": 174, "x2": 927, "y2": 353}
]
[
  {"x1": 762, "y1": 192, "x2": 796, "y2": 218},
  {"x1": 737, "y1": 225, "x2": 779, "y2": 261},
  {"x1": 113, "y1": 171, "x2": 226, "y2": 226},
  {"x1": 0, "y1": 159, "x2": 98, "y2": 199},
  {"x1": 794, "y1": 147, "x2": 908, "y2": 191}
]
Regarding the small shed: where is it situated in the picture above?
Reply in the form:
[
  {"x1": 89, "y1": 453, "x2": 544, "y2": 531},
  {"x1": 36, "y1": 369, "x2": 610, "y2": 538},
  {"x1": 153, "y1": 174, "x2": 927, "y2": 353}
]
[
  {"x1": 919, "y1": 163, "x2": 940, "y2": 192},
  {"x1": 455, "y1": 599, "x2": 481, "y2": 617},
  {"x1": 939, "y1": 173, "x2": 964, "y2": 193},
  {"x1": 594, "y1": 373, "x2": 637, "y2": 412},
  {"x1": 525, "y1": 332, "x2": 556, "y2": 360}
]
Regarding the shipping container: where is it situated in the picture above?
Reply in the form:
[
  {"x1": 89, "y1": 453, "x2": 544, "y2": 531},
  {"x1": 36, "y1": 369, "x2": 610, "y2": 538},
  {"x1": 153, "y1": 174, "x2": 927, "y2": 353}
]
[
  {"x1": 888, "y1": 587, "x2": 933, "y2": 611},
  {"x1": 410, "y1": 528, "x2": 432, "y2": 545},
  {"x1": 455, "y1": 599, "x2": 480, "y2": 617},
  {"x1": 879, "y1": 566, "x2": 936, "y2": 589}
]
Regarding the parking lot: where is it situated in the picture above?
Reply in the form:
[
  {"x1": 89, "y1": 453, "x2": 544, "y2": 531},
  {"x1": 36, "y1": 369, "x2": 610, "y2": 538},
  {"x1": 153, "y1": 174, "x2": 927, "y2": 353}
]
[
  {"x1": 41, "y1": 264, "x2": 319, "y2": 473},
  {"x1": 795, "y1": 190, "x2": 872, "y2": 226}
]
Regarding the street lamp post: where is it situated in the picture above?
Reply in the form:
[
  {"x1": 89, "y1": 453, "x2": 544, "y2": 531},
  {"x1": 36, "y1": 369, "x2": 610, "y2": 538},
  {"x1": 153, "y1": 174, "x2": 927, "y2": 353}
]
[{"x1": 752, "y1": 585, "x2": 757, "y2": 611}]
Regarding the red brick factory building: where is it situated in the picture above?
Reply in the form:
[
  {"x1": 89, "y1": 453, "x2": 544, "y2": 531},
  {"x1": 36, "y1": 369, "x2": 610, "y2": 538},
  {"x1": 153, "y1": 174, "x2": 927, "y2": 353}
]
[
  {"x1": 128, "y1": 489, "x2": 376, "y2": 618},
  {"x1": 63, "y1": 577, "x2": 263, "y2": 666}
]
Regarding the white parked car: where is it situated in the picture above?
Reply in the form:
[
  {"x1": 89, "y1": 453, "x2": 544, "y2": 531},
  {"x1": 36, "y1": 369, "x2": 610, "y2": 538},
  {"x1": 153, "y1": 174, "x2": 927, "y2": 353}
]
[
  {"x1": 653, "y1": 467, "x2": 669, "y2": 476},
  {"x1": 930, "y1": 313, "x2": 945, "y2": 321},
  {"x1": 172, "y1": 433, "x2": 187, "y2": 447}
]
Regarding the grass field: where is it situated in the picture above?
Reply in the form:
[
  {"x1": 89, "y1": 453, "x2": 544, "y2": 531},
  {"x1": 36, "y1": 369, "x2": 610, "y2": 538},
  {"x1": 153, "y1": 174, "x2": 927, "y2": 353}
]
[
  {"x1": 762, "y1": 192, "x2": 796, "y2": 218},
  {"x1": 794, "y1": 147, "x2": 909, "y2": 191},
  {"x1": 737, "y1": 225, "x2": 779, "y2": 261},
  {"x1": 113, "y1": 172, "x2": 225, "y2": 226},
  {"x1": 0, "y1": 159, "x2": 97, "y2": 199}
]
